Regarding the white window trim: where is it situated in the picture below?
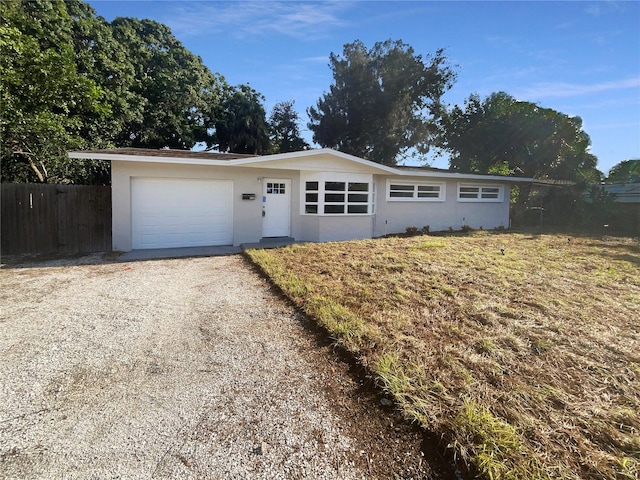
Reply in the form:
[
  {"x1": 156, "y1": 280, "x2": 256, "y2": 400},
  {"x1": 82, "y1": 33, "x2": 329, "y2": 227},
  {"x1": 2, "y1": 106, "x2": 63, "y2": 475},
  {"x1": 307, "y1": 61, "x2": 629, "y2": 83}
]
[
  {"x1": 301, "y1": 172, "x2": 374, "y2": 216},
  {"x1": 457, "y1": 183, "x2": 504, "y2": 202},
  {"x1": 386, "y1": 179, "x2": 445, "y2": 202}
]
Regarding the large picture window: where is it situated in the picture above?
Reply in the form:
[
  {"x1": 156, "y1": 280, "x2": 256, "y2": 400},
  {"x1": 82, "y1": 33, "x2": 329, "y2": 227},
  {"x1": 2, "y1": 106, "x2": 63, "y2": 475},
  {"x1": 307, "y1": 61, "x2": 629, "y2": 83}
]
[
  {"x1": 303, "y1": 176, "x2": 372, "y2": 215},
  {"x1": 457, "y1": 183, "x2": 503, "y2": 202},
  {"x1": 387, "y1": 181, "x2": 444, "y2": 201}
]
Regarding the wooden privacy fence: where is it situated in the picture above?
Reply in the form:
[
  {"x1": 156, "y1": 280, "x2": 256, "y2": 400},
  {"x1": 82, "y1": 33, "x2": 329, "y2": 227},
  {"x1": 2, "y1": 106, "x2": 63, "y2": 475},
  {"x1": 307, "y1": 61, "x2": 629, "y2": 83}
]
[{"x1": 1, "y1": 183, "x2": 111, "y2": 255}]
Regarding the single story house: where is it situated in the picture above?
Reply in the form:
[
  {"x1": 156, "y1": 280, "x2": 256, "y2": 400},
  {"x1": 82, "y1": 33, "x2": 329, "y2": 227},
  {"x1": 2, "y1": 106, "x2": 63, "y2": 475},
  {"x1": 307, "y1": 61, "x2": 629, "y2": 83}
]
[{"x1": 69, "y1": 148, "x2": 532, "y2": 251}]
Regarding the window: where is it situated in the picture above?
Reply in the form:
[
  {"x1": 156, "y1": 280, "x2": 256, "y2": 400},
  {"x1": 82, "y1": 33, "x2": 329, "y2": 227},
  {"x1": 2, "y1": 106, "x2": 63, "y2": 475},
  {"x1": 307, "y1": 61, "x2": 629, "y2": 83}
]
[
  {"x1": 304, "y1": 178, "x2": 371, "y2": 215},
  {"x1": 387, "y1": 181, "x2": 444, "y2": 201},
  {"x1": 324, "y1": 181, "x2": 345, "y2": 214},
  {"x1": 457, "y1": 183, "x2": 503, "y2": 202},
  {"x1": 266, "y1": 182, "x2": 286, "y2": 194},
  {"x1": 305, "y1": 181, "x2": 318, "y2": 214}
]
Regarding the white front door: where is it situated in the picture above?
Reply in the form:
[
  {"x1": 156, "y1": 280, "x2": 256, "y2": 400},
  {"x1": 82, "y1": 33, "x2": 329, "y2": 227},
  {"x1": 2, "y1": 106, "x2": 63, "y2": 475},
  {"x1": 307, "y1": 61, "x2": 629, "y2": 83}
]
[{"x1": 262, "y1": 178, "x2": 291, "y2": 237}]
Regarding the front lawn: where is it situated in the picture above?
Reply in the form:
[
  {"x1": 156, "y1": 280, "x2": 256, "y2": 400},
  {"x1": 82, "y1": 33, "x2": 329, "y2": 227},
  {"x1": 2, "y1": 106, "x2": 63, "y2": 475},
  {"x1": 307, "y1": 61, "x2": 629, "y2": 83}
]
[{"x1": 246, "y1": 232, "x2": 639, "y2": 480}]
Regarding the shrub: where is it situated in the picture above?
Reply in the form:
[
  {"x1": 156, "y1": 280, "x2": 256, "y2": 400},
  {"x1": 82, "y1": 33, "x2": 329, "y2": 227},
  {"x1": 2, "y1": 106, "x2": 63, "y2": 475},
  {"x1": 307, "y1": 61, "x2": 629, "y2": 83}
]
[
  {"x1": 406, "y1": 226, "x2": 419, "y2": 235},
  {"x1": 461, "y1": 225, "x2": 473, "y2": 233}
]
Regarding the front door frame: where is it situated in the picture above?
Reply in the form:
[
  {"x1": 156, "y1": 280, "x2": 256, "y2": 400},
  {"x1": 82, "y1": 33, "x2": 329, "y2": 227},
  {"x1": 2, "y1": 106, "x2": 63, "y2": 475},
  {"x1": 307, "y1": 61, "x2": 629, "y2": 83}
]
[{"x1": 262, "y1": 178, "x2": 291, "y2": 238}]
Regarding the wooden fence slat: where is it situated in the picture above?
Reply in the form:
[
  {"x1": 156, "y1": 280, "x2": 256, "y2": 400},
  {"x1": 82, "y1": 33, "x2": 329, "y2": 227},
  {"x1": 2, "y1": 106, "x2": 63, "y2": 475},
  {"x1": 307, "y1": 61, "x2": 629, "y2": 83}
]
[{"x1": 1, "y1": 183, "x2": 111, "y2": 255}]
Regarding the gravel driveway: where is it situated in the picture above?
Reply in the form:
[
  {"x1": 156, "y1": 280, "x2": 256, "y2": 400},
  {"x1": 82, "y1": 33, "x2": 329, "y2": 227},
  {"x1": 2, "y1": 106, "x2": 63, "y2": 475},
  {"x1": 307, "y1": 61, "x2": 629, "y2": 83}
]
[{"x1": 0, "y1": 254, "x2": 440, "y2": 479}]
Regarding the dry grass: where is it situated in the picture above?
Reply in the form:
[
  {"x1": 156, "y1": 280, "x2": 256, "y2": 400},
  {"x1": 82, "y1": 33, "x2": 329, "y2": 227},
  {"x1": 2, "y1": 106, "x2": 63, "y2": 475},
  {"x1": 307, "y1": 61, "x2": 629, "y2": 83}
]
[{"x1": 246, "y1": 232, "x2": 640, "y2": 480}]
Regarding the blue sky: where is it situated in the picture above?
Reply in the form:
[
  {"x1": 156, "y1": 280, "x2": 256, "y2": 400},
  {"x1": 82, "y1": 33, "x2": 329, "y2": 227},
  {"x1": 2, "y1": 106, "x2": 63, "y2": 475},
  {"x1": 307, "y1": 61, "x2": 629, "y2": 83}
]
[{"x1": 87, "y1": 0, "x2": 640, "y2": 174}]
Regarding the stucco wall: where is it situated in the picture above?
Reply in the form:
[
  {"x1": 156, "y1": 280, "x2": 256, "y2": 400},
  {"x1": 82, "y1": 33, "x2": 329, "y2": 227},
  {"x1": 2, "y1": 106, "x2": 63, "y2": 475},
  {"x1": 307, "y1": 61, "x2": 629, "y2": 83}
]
[
  {"x1": 372, "y1": 176, "x2": 511, "y2": 236},
  {"x1": 111, "y1": 162, "x2": 514, "y2": 251},
  {"x1": 298, "y1": 215, "x2": 374, "y2": 242},
  {"x1": 111, "y1": 161, "x2": 301, "y2": 251}
]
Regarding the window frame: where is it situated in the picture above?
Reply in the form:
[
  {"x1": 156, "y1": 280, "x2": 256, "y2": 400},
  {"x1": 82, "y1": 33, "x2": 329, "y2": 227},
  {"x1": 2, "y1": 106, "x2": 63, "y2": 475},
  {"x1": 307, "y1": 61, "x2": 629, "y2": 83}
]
[
  {"x1": 302, "y1": 173, "x2": 373, "y2": 216},
  {"x1": 386, "y1": 180, "x2": 445, "y2": 202},
  {"x1": 457, "y1": 183, "x2": 504, "y2": 202},
  {"x1": 266, "y1": 181, "x2": 287, "y2": 195}
]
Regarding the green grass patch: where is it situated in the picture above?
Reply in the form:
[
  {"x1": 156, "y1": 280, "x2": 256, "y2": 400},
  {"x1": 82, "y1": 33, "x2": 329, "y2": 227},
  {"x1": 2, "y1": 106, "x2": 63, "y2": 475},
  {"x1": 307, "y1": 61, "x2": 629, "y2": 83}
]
[{"x1": 246, "y1": 232, "x2": 640, "y2": 479}]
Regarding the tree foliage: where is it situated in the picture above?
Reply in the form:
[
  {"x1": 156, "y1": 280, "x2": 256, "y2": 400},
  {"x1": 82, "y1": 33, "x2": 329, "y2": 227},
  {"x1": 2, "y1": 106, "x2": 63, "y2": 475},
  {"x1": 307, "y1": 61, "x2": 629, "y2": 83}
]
[
  {"x1": 307, "y1": 39, "x2": 456, "y2": 165},
  {"x1": 268, "y1": 100, "x2": 309, "y2": 153},
  {"x1": 1, "y1": 0, "x2": 266, "y2": 184},
  {"x1": 440, "y1": 92, "x2": 599, "y2": 182},
  {"x1": 1, "y1": 0, "x2": 111, "y2": 184},
  {"x1": 439, "y1": 92, "x2": 610, "y2": 228},
  {"x1": 65, "y1": 0, "x2": 139, "y2": 148},
  {"x1": 109, "y1": 17, "x2": 222, "y2": 149},
  {"x1": 607, "y1": 159, "x2": 640, "y2": 183},
  {"x1": 214, "y1": 85, "x2": 270, "y2": 154}
]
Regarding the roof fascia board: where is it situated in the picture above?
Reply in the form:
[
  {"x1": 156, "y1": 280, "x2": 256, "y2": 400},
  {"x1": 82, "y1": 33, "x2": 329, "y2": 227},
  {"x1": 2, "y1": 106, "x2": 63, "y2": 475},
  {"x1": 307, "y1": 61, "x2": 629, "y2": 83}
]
[
  {"x1": 69, "y1": 149, "x2": 532, "y2": 182},
  {"x1": 395, "y1": 169, "x2": 532, "y2": 182},
  {"x1": 68, "y1": 151, "x2": 230, "y2": 166}
]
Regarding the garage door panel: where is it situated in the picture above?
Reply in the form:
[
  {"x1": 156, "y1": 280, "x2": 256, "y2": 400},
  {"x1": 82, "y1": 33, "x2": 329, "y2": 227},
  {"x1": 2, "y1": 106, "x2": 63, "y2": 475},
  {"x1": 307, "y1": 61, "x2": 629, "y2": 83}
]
[{"x1": 132, "y1": 178, "x2": 233, "y2": 249}]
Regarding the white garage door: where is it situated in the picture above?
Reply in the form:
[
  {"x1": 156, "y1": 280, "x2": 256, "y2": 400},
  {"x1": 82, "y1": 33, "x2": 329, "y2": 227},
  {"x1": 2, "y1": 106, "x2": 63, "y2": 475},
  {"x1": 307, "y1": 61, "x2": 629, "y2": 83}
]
[{"x1": 131, "y1": 178, "x2": 233, "y2": 249}]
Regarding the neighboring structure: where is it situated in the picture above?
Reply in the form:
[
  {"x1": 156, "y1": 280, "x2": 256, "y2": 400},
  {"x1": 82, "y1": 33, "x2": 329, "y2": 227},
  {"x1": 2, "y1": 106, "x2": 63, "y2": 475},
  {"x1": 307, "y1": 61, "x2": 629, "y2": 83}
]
[
  {"x1": 592, "y1": 183, "x2": 640, "y2": 234},
  {"x1": 597, "y1": 183, "x2": 640, "y2": 203},
  {"x1": 69, "y1": 148, "x2": 532, "y2": 251}
]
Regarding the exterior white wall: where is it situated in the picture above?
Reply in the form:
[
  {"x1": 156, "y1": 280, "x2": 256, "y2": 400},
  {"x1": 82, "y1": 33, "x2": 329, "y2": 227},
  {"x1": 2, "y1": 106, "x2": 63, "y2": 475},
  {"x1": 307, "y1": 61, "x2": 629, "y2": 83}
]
[
  {"x1": 296, "y1": 170, "x2": 376, "y2": 242},
  {"x1": 373, "y1": 176, "x2": 511, "y2": 236},
  {"x1": 298, "y1": 215, "x2": 374, "y2": 242},
  {"x1": 111, "y1": 161, "x2": 301, "y2": 251},
  {"x1": 240, "y1": 152, "x2": 394, "y2": 174},
  {"x1": 111, "y1": 162, "x2": 514, "y2": 251}
]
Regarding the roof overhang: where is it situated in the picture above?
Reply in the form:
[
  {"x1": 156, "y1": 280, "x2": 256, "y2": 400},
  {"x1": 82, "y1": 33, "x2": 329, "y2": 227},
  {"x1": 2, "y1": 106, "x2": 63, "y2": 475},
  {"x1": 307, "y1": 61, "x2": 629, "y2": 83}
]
[
  {"x1": 68, "y1": 148, "x2": 532, "y2": 182},
  {"x1": 69, "y1": 148, "x2": 399, "y2": 174},
  {"x1": 68, "y1": 149, "x2": 245, "y2": 166},
  {"x1": 395, "y1": 169, "x2": 532, "y2": 182}
]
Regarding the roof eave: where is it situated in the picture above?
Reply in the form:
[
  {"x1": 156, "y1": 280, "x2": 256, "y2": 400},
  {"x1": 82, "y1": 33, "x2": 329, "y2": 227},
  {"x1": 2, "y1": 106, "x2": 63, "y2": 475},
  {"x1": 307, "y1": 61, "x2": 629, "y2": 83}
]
[
  {"x1": 68, "y1": 149, "x2": 532, "y2": 182},
  {"x1": 68, "y1": 151, "x2": 231, "y2": 166},
  {"x1": 396, "y1": 169, "x2": 533, "y2": 182}
]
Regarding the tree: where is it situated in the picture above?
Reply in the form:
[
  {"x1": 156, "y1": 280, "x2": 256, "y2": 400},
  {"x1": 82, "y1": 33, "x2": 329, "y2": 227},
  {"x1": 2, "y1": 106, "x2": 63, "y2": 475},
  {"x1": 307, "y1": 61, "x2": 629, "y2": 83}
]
[
  {"x1": 1, "y1": 0, "x2": 111, "y2": 184},
  {"x1": 1, "y1": 0, "x2": 268, "y2": 182},
  {"x1": 268, "y1": 100, "x2": 310, "y2": 153},
  {"x1": 110, "y1": 17, "x2": 222, "y2": 149},
  {"x1": 214, "y1": 85, "x2": 270, "y2": 154},
  {"x1": 307, "y1": 39, "x2": 456, "y2": 165},
  {"x1": 66, "y1": 0, "x2": 140, "y2": 148},
  {"x1": 607, "y1": 159, "x2": 640, "y2": 183},
  {"x1": 441, "y1": 92, "x2": 598, "y2": 181},
  {"x1": 439, "y1": 91, "x2": 601, "y2": 219}
]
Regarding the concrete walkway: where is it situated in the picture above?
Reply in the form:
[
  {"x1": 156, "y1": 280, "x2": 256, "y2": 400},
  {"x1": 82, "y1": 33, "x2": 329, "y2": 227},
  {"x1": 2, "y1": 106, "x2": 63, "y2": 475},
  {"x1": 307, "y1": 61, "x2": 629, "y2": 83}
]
[{"x1": 118, "y1": 237, "x2": 298, "y2": 262}]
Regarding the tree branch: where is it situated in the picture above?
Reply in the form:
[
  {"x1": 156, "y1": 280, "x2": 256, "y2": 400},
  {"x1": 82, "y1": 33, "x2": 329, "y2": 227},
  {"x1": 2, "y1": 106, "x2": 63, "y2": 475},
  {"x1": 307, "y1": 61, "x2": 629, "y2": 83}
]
[{"x1": 13, "y1": 143, "x2": 46, "y2": 182}]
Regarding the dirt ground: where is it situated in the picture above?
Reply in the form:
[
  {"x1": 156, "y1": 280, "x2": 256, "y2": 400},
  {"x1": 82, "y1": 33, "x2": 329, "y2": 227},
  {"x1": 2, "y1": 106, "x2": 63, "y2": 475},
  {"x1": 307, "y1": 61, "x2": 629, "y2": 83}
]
[{"x1": 0, "y1": 253, "x2": 451, "y2": 479}]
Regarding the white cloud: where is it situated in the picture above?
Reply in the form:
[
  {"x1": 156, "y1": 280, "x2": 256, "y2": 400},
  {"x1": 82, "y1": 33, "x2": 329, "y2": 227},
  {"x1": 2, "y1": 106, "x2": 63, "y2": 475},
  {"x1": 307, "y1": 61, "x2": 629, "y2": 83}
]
[
  {"x1": 301, "y1": 55, "x2": 331, "y2": 63},
  {"x1": 162, "y1": 1, "x2": 353, "y2": 40},
  {"x1": 585, "y1": 1, "x2": 624, "y2": 17},
  {"x1": 585, "y1": 3, "x2": 603, "y2": 16},
  {"x1": 516, "y1": 77, "x2": 640, "y2": 99}
]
